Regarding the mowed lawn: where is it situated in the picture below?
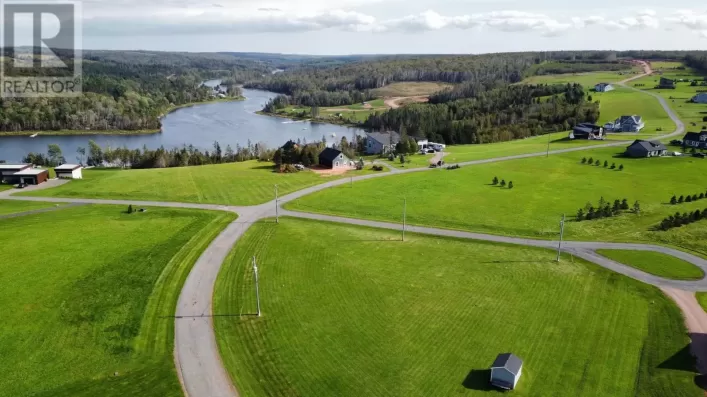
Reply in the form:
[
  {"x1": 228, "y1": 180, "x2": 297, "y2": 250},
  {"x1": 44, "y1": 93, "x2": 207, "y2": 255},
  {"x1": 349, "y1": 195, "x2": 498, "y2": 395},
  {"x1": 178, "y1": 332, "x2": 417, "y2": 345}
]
[
  {"x1": 596, "y1": 87, "x2": 676, "y2": 134},
  {"x1": 287, "y1": 146, "x2": 707, "y2": 254},
  {"x1": 371, "y1": 81, "x2": 453, "y2": 97},
  {"x1": 19, "y1": 161, "x2": 370, "y2": 206},
  {"x1": 521, "y1": 70, "x2": 640, "y2": 87},
  {"x1": 0, "y1": 205, "x2": 235, "y2": 397},
  {"x1": 0, "y1": 200, "x2": 58, "y2": 215},
  {"x1": 596, "y1": 249, "x2": 704, "y2": 280},
  {"x1": 214, "y1": 218, "x2": 700, "y2": 397}
]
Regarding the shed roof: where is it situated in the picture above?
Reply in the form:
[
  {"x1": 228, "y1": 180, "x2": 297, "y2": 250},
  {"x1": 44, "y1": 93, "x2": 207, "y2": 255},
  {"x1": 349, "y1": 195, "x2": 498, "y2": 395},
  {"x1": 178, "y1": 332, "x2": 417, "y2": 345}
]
[
  {"x1": 55, "y1": 164, "x2": 82, "y2": 171},
  {"x1": 13, "y1": 168, "x2": 48, "y2": 176},
  {"x1": 367, "y1": 131, "x2": 400, "y2": 145},
  {"x1": 0, "y1": 163, "x2": 31, "y2": 170},
  {"x1": 491, "y1": 353, "x2": 523, "y2": 375},
  {"x1": 319, "y1": 147, "x2": 343, "y2": 162},
  {"x1": 627, "y1": 139, "x2": 667, "y2": 152}
]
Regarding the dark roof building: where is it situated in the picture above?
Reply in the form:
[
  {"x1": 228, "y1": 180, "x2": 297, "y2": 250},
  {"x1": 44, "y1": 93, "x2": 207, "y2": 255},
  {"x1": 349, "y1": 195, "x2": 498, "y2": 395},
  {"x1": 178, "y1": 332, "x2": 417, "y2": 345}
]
[
  {"x1": 318, "y1": 147, "x2": 351, "y2": 169},
  {"x1": 658, "y1": 77, "x2": 676, "y2": 89},
  {"x1": 365, "y1": 132, "x2": 400, "y2": 154},
  {"x1": 683, "y1": 132, "x2": 707, "y2": 149},
  {"x1": 11, "y1": 168, "x2": 49, "y2": 185},
  {"x1": 570, "y1": 123, "x2": 603, "y2": 140},
  {"x1": 490, "y1": 353, "x2": 523, "y2": 390},
  {"x1": 594, "y1": 83, "x2": 614, "y2": 92},
  {"x1": 625, "y1": 140, "x2": 668, "y2": 158}
]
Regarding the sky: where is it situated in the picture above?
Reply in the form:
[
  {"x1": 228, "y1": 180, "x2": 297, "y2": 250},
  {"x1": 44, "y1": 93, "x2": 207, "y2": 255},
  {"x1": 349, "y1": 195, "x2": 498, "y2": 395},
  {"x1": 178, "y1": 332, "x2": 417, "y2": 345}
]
[{"x1": 27, "y1": 0, "x2": 707, "y2": 54}]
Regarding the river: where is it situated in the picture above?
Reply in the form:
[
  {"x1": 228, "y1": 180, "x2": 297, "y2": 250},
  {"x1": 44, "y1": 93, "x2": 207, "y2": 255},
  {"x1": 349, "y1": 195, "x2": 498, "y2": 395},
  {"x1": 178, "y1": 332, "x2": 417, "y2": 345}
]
[{"x1": 0, "y1": 88, "x2": 366, "y2": 162}]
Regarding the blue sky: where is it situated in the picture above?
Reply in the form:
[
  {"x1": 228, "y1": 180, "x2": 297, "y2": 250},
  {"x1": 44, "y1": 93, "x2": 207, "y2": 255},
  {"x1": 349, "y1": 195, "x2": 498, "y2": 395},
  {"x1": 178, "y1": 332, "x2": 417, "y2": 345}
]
[{"x1": 71, "y1": 0, "x2": 707, "y2": 53}]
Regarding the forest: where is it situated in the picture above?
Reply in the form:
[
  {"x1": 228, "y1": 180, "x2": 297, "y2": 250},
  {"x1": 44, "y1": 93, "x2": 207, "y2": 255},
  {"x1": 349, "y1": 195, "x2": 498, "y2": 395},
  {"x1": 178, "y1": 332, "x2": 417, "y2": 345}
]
[{"x1": 363, "y1": 84, "x2": 597, "y2": 144}]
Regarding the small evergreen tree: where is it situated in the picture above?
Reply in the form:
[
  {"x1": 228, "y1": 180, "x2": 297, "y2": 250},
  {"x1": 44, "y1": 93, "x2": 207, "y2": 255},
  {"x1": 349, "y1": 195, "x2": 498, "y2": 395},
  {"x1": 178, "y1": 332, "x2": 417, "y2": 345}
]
[
  {"x1": 700, "y1": 193, "x2": 705, "y2": 200},
  {"x1": 670, "y1": 195, "x2": 677, "y2": 205},
  {"x1": 399, "y1": 154, "x2": 405, "y2": 165},
  {"x1": 588, "y1": 157, "x2": 594, "y2": 164},
  {"x1": 587, "y1": 206, "x2": 595, "y2": 220},
  {"x1": 492, "y1": 176, "x2": 498, "y2": 185},
  {"x1": 621, "y1": 198, "x2": 629, "y2": 210},
  {"x1": 612, "y1": 199, "x2": 621, "y2": 213},
  {"x1": 604, "y1": 160, "x2": 608, "y2": 168},
  {"x1": 508, "y1": 181, "x2": 514, "y2": 189},
  {"x1": 610, "y1": 163, "x2": 616, "y2": 169},
  {"x1": 679, "y1": 195, "x2": 685, "y2": 203},
  {"x1": 687, "y1": 195, "x2": 693, "y2": 203},
  {"x1": 500, "y1": 179, "x2": 506, "y2": 187},
  {"x1": 619, "y1": 164, "x2": 624, "y2": 171},
  {"x1": 703, "y1": 208, "x2": 707, "y2": 218},
  {"x1": 127, "y1": 204, "x2": 133, "y2": 214},
  {"x1": 693, "y1": 194, "x2": 699, "y2": 201},
  {"x1": 581, "y1": 157, "x2": 587, "y2": 164},
  {"x1": 632, "y1": 201, "x2": 641, "y2": 214},
  {"x1": 595, "y1": 159, "x2": 601, "y2": 166},
  {"x1": 576, "y1": 208, "x2": 585, "y2": 221}
]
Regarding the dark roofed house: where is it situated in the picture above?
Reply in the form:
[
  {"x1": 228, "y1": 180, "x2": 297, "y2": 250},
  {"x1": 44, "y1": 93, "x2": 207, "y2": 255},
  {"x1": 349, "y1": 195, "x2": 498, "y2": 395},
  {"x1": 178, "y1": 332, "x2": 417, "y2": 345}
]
[
  {"x1": 0, "y1": 164, "x2": 31, "y2": 183},
  {"x1": 609, "y1": 115, "x2": 645, "y2": 132},
  {"x1": 625, "y1": 140, "x2": 668, "y2": 158},
  {"x1": 490, "y1": 353, "x2": 523, "y2": 390},
  {"x1": 658, "y1": 77, "x2": 676, "y2": 89},
  {"x1": 683, "y1": 132, "x2": 707, "y2": 149},
  {"x1": 570, "y1": 123, "x2": 603, "y2": 140},
  {"x1": 318, "y1": 147, "x2": 350, "y2": 169},
  {"x1": 594, "y1": 83, "x2": 614, "y2": 92},
  {"x1": 366, "y1": 132, "x2": 400, "y2": 154}
]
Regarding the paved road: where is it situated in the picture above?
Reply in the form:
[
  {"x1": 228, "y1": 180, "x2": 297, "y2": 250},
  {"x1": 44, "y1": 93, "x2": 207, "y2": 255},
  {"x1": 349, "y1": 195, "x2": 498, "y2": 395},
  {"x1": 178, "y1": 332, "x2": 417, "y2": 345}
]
[
  {"x1": 0, "y1": 60, "x2": 701, "y2": 396},
  {"x1": 0, "y1": 202, "x2": 86, "y2": 219}
]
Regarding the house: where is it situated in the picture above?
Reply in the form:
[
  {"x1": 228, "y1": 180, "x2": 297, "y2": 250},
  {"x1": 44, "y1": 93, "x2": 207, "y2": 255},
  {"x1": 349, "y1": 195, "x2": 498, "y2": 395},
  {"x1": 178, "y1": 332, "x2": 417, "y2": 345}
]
[
  {"x1": 490, "y1": 353, "x2": 523, "y2": 390},
  {"x1": 691, "y1": 93, "x2": 707, "y2": 104},
  {"x1": 318, "y1": 147, "x2": 350, "y2": 169},
  {"x1": 594, "y1": 83, "x2": 614, "y2": 92},
  {"x1": 11, "y1": 168, "x2": 49, "y2": 185},
  {"x1": 365, "y1": 132, "x2": 400, "y2": 154},
  {"x1": 683, "y1": 132, "x2": 707, "y2": 149},
  {"x1": 608, "y1": 115, "x2": 645, "y2": 132},
  {"x1": 0, "y1": 163, "x2": 32, "y2": 183},
  {"x1": 569, "y1": 123, "x2": 604, "y2": 140},
  {"x1": 658, "y1": 77, "x2": 676, "y2": 89},
  {"x1": 54, "y1": 164, "x2": 83, "y2": 179},
  {"x1": 625, "y1": 140, "x2": 668, "y2": 158}
]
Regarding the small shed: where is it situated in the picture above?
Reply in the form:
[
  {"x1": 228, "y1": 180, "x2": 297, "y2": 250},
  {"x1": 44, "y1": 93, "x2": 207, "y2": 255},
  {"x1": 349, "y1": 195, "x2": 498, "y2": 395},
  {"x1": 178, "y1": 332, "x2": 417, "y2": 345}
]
[
  {"x1": 54, "y1": 164, "x2": 83, "y2": 179},
  {"x1": 12, "y1": 168, "x2": 48, "y2": 185},
  {"x1": 318, "y1": 148, "x2": 350, "y2": 169},
  {"x1": 490, "y1": 353, "x2": 523, "y2": 390}
]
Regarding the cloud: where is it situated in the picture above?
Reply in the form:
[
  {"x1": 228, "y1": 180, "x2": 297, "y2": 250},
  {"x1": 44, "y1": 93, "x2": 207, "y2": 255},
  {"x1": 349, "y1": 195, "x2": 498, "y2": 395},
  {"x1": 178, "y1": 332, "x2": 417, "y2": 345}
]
[
  {"x1": 258, "y1": 7, "x2": 282, "y2": 12},
  {"x1": 665, "y1": 10, "x2": 707, "y2": 31}
]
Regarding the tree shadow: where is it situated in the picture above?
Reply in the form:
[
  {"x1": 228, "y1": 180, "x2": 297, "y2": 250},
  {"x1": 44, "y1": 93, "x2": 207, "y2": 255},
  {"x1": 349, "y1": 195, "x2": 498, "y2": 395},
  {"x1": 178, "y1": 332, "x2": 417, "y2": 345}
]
[
  {"x1": 462, "y1": 369, "x2": 495, "y2": 391},
  {"x1": 248, "y1": 164, "x2": 277, "y2": 171},
  {"x1": 658, "y1": 333, "x2": 707, "y2": 391}
]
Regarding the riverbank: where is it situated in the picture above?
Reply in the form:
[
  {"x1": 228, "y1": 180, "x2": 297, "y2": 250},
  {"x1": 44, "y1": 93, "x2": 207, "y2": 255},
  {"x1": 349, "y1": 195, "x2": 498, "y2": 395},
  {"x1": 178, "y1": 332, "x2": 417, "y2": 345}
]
[
  {"x1": 256, "y1": 110, "x2": 362, "y2": 128},
  {"x1": 0, "y1": 97, "x2": 246, "y2": 137}
]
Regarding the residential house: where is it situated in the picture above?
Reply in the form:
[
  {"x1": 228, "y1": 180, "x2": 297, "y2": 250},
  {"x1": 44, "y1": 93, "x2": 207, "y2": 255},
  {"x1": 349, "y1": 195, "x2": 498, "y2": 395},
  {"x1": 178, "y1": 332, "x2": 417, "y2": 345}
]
[
  {"x1": 569, "y1": 123, "x2": 604, "y2": 140},
  {"x1": 10, "y1": 168, "x2": 49, "y2": 185},
  {"x1": 683, "y1": 132, "x2": 707, "y2": 149},
  {"x1": 691, "y1": 93, "x2": 707, "y2": 104},
  {"x1": 658, "y1": 77, "x2": 676, "y2": 89},
  {"x1": 594, "y1": 83, "x2": 614, "y2": 92},
  {"x1": 54, "y1": 164, "x2": 83, "y2": 179},
  {"x1": 365, "y1": 132, "x2": 400, "y2": 154},
  {"x1": 607, "y1": 115, "x2": 645, "y2": 132},
  {"x1": 625, "y1": 140, "x2": 668, "y2": 158},
  {"x1": 318, "y1": 147, "x2": 350, "y2": 169},
  {"x1": 490, "y1": 353, "x2": 523, "y2": 390}
]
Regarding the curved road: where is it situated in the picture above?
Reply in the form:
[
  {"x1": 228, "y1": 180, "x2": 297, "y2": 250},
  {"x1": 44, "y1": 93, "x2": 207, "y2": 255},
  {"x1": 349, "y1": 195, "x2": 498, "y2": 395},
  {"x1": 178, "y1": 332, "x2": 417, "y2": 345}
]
[{"x1": 0, "y1": 61, "x2": 700, "y2": 396}]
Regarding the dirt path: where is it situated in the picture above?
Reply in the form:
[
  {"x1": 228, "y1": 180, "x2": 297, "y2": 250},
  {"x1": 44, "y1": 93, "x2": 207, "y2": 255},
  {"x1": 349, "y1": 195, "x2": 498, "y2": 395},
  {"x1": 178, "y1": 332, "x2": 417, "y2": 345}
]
[
  {"x1": 661, "y1": 288, "x2": 707, "y2": 375},
  {"x1": 384, "y1": 96, "x2": 429, "y2": 109}
]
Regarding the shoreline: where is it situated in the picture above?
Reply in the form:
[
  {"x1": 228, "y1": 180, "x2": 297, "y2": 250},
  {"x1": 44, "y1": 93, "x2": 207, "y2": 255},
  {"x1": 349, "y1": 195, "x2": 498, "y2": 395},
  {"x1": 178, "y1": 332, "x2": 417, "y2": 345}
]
[
  {"x1": 255, "y1": 110, "x2": 363, "y2": 128},
  {"x1": 0, "y1": 96, "x2": 246, "y2": 137}
]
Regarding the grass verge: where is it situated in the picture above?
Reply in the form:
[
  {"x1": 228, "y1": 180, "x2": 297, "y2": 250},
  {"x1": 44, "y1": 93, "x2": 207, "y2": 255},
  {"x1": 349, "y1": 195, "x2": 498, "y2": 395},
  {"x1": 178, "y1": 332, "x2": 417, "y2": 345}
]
[{"x1": 596, "y1": 249, "x2": 704, "y2": 280}]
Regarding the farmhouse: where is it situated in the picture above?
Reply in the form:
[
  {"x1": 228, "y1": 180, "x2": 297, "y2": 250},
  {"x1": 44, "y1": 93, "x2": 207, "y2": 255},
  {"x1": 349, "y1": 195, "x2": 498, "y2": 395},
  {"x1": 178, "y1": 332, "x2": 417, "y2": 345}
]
[
  {"x1": 365, "y1": 132, "x2": 400, "y2": 154},
  {"x1": 658, "y1": 77, "x2": 676, "y2": 89},
  {"x1": 683, "y1": 131, "x2": 707, "y2": 149},
  {"x1": 318, "y1": 147, "x2": 350, "y2": 169},
  {"x1": 11, "y1": 168, "x2": 49, "y2": 185},
  {"x1": 625, "y1": 139, "x2": 668, "y2": 158},
  {"x1": 569, "y1": 123, "x2": 603, "y2": 140},
  {"x1": 0, "y1": 163, "x2": 31, "y2": 183},
  {"x1": 490, "y1": 353, "x2": 523, "y2": 390},
  {"x1": 54, "y1": 164, "x2": 83, "y2": 179},
  {"x1": 594, "y1": 83, "x2": 614, "y2": 92},
  {"x1": 691, "y1": 93, "x2": 707, "y2": 104},
  {"x1": 606, "y1": 115, "x2": 645, "y2": 132}
]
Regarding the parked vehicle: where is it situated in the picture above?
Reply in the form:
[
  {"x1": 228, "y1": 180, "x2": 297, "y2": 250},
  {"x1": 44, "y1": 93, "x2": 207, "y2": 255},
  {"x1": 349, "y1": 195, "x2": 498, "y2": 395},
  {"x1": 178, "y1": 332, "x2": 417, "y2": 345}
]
[
  {"x1": 427, "y1": 149, "x2": 435, "y2": 153},
  {"x1": 16, "y1": 183, "x2": 26, "y2": 189},
  {"x1": 693, "y1": 153, "x2": 706, "y2": 158}
]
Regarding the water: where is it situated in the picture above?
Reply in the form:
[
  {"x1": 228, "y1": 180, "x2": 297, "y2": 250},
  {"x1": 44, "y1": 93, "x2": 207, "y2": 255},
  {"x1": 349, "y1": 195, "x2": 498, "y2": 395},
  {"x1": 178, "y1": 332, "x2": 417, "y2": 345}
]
[{"x1": 0, "y1": 88, "x2": 366, "y2": 162}]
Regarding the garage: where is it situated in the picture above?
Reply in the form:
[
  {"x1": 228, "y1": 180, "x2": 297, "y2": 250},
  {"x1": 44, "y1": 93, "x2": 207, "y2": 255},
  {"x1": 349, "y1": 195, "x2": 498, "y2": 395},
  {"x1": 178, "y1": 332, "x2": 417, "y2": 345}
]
[{"x1": 12, "y1": 168, "x2": 49, "y2": 185}]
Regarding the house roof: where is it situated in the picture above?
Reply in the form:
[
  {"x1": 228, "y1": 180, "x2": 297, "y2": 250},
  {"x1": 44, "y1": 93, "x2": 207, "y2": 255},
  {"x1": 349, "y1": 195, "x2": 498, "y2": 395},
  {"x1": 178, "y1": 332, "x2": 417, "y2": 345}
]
[
  {"x1": 595, "y1": 83, "x2": 612, "y2": 87},
  {"x1": 684, "y1": 132, "x2": 707, "y2": 142},
  {"x1": 573, "y1": 126, "x2": 594, "y2": 135},
  {"x1": 0, "y1": 163, "x2": 31, "y2": 170},
  {"x1": 618, "y1": 115, "x2": 642, "y2": 125},
  {"x1": 12, "y1": 168, "x2": 48, "y2": 176},
  {"x1": 318, "y1": 147, "x2": 343, "y2": 162},
  {"x1": 627, "y1": 139, "x2": 667, "y2": 152},
  {"x1": 367, "y1": 131, "x2": 400, "y2": 145},
  {"x1": 491, "y1": 353, "x2": 523, "y2": 375},
  {"x1": 55, "y1": 164, "x2": 82, "y2": 171}
]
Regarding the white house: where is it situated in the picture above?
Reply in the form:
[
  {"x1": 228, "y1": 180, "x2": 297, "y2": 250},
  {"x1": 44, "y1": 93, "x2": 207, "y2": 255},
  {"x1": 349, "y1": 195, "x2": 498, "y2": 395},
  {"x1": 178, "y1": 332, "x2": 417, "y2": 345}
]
[
  {"x1": 54, "y1": 164, "x2": 83, "y2": 179},
  {"x1": 692, "y1": 93, "x2": 707, "y2": 104}
]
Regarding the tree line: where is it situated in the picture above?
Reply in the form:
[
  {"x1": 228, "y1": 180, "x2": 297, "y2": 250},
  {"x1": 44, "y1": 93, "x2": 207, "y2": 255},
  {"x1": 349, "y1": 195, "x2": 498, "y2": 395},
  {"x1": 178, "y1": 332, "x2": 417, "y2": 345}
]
[
  {"x1": 658, "y1": 210, "x2": 707, "y2": 231},
  {"x1": 575, "y1": 197, "x2": 638, "y2": 221},
  {"x1": 670, "y1": 191, "x2": 707, "y2": 205}
]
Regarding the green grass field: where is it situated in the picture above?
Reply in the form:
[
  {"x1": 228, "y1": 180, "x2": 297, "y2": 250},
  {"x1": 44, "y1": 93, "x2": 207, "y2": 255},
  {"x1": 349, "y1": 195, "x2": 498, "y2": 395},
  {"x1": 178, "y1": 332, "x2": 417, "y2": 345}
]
[
  {"x1": 696, "y1": 292, "x2": 707, "y2": 313},
  {"x1": 287, "y1": 146, "x2": 707, "y2": 255},
  {"x1": 18, "y1": 161, "x2": 376, "y2": 206},
  {"x1": 649, "y1": 61, "x2": 684, "y2": 71},
  {"x1": 0, "y1": 204, "x2": 235, "y2": 397},
  {"x1": 596, "y1": 249, "x2": 704, "y2": 280},
  {"x1": 521, "y1": 71, "x2": 639, "y2": 87},
  {"x1": 596, "y1": 87, "x2": 676, "y2": 134},
  {"x1": 214, "y1": 218, "x2": 699, "y2": 397},
  {"x1": 371, "y1": 81, "x2": 452, "y2": 97},
  {"x1": 0, "y1": 200, "x2": 61, "y2": 215},
  {"x1": 0, "y1": 184, "x2": 13, "y2": 192}
]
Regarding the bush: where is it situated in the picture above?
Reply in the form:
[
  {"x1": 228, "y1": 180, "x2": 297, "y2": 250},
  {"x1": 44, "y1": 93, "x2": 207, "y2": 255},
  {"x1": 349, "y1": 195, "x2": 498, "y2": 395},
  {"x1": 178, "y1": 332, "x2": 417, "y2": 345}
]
[
  {"x1": 581, "y1": 157, "x2": 587, "y2": 164},
  {"x1": 372, "y1": 165, "x2": 384, "y2": 171},
  {"x1": 595, "y1": 160, "x2": 601, "y2": 166},
  {"x1": 603, "y1": 160, "x2": 608, "y2": 168},
  {"x1": 610, "y1": 163, "x2": 616, "y2": 169},
  {"x1": 127, "y1": 204, "x2": 133, "y2": 214},
  {"x1": 278, "y1": 164, "x2": 299, "y2": 173},
  {"x1": 619, "y1": 164, "x2": 624, "y2": 171},
  {"x1": 445, "y1": 164, "x2": 461, "y2": 170}
]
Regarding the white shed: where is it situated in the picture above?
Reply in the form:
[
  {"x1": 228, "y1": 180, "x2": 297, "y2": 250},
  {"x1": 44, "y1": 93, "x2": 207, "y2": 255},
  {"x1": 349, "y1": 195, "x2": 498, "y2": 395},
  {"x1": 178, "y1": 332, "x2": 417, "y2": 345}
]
[{"x1": 54, "y1": 164, "x2": 83, "y2": 179}]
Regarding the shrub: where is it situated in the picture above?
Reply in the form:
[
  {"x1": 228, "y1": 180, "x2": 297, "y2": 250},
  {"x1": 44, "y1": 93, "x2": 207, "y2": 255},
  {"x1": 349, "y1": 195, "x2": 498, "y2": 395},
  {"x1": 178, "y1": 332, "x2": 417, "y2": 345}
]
[
  {"x1": 693, "y1": 194, "x2": 699, "y2": 201},
  {"x1": 619, "y1": 164, "x2": 624, "y2": 171},
  {"x1": 372, "y1": 165, "x2": 384, "y2": 171},
  {"x1": 588, "y1": 157, "x2": 594, "y2": 164},
  {"x1": 581, "y1": 157, "x2": 587, "y2": 164},
  {"x1": 604, "y1": 160, "x2": 608, "y2": 168},
  {"x1": 445, "y1": 164, "x2": 461, "y2": 170},
  {"x1": 670, "y1": 195, "x2": 677, "y2": 205},
  {"x1": 500, "y1": 179, "x2": 506, "y2": 187},
  {"x1": 127, "y1": 204, "x2": 133, "y2": 214},
  {"x1": 595, "y1": 160, "x2": 601, "y2": 166},
  {"x1": 687, "y1": 195, "x2": 693, "y2": 203},
  {"x1": 679, "y1": 195, "x2": 685, "y2": 203},
  {"x1": 508, "y1": 181, "x2": 514, "y2": 189},
  {"x1": 610, "y1": 163, "x2": 616, "y2": 169},
  {"x1": 492, "y1": 176, "x2": 499, "y2": 185}
]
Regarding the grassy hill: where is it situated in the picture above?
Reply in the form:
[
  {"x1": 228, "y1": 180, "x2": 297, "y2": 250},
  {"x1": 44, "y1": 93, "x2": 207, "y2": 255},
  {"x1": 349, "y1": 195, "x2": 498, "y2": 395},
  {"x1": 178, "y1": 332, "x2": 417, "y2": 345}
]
[{"x1": 214, "y1": 217, "x2": 700, "y2": 397}]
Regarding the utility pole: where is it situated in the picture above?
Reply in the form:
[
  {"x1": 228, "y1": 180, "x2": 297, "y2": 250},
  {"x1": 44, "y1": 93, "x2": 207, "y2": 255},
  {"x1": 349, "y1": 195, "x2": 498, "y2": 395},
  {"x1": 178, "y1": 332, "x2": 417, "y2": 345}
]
[
  {"x1": 402, "y1": 197, "x2": 407, "y2": 241},
  {"x1": 556, "y1": 214, "x2": 565, "y2": 262},
  {"x1": 274, "y1": 184, "x2": 279, "y2": 223},
  {"x1": 350, "y1": 176, "x2": 353, "y2": 188},
  {"x1": 546, "y1": 134, "x2": 550, "y2": 157},
  {"x1": 252, "y1": 256, "x2": 261, "y2": 317}
]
